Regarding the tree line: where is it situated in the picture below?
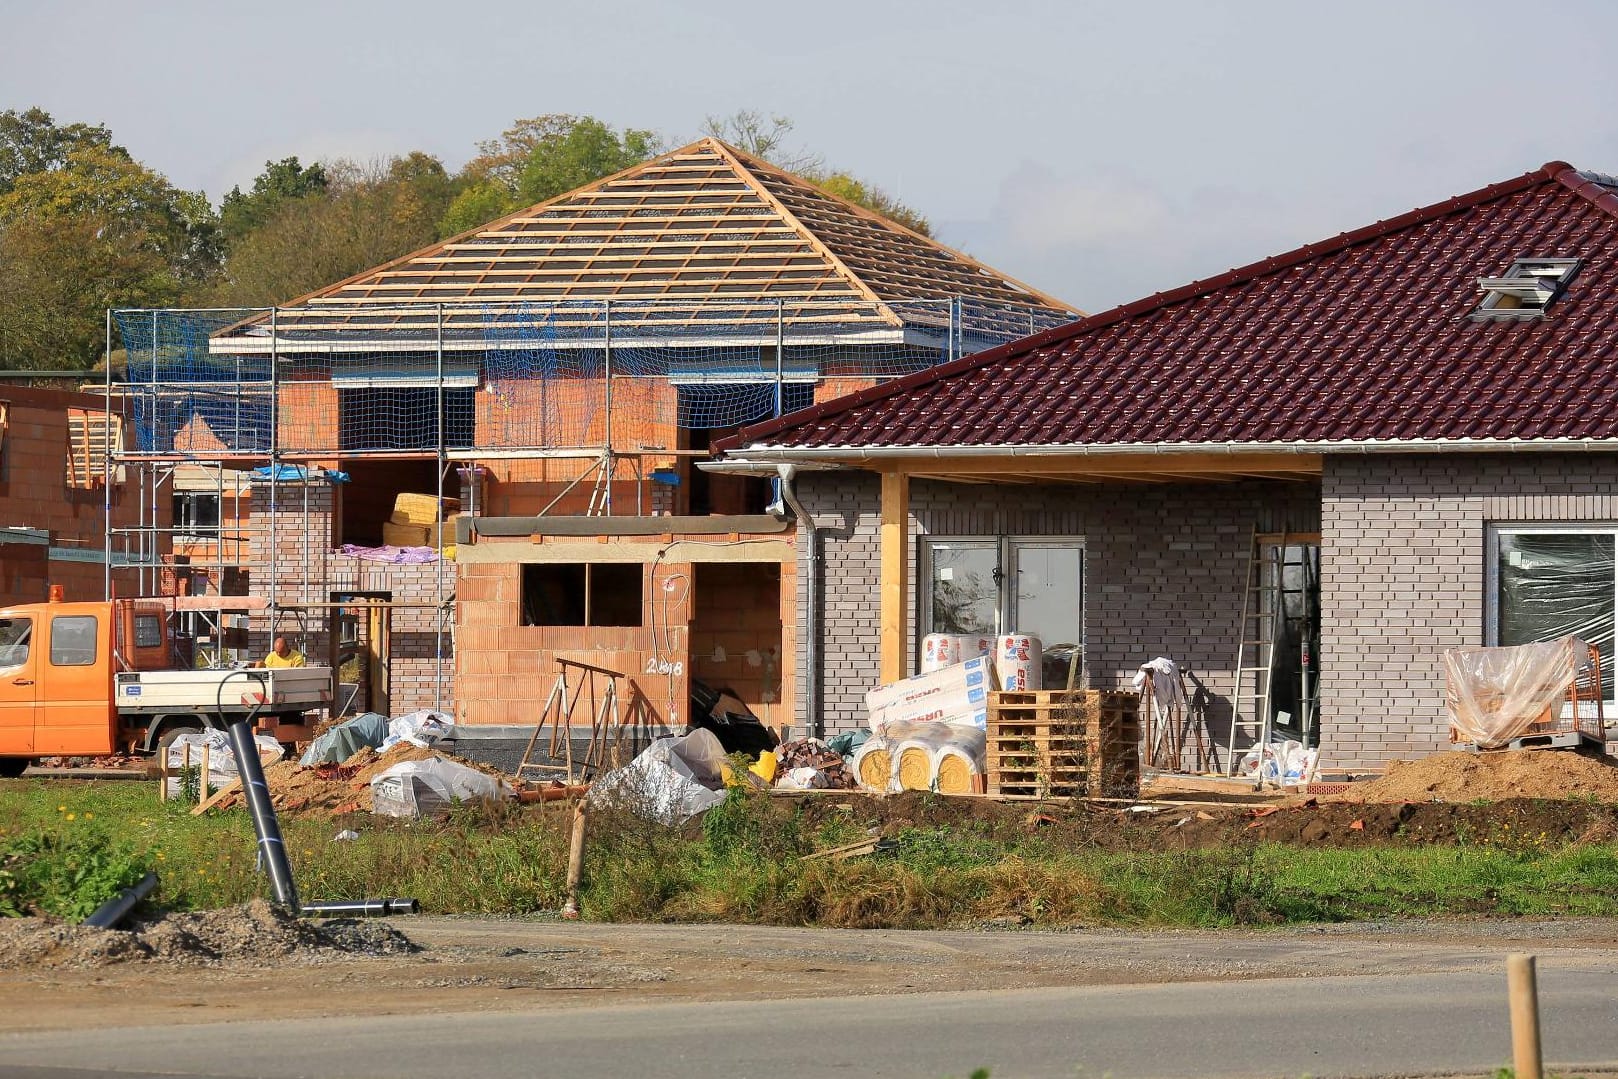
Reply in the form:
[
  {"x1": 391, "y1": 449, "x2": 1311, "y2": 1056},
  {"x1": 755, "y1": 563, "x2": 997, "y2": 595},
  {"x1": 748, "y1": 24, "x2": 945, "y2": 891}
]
[{"x1": 0, "y1": 109, "x2": 929, "y2": 371}]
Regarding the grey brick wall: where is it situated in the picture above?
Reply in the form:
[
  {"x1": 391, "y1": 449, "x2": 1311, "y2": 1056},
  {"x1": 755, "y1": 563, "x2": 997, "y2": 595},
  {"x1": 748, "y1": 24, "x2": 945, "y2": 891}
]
[
  {"x1": 796, "y1": 471, "x2": 1319, "y2": 738},
  {"x1": 1320, "y1": 453, "x2": 1618, "y2": 770}
]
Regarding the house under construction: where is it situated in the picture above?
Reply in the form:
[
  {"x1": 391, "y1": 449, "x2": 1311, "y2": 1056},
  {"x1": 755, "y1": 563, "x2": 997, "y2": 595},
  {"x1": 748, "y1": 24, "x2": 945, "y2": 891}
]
[{"x1": 107, "y1": 138, "x2": 1077, "y2": 734}]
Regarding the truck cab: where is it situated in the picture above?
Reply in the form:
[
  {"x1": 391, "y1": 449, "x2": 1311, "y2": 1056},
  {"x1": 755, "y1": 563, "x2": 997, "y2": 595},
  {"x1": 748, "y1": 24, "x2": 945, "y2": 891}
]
[{"x1": 0, "y1": 594, "x2": 332, "y2": 777}]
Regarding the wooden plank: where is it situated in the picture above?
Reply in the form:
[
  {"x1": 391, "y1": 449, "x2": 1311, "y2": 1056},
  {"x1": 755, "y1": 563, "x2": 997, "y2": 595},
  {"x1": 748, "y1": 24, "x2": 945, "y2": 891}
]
[{"x1": 879, "y1": 470, "x2": 909, "y2": 684}]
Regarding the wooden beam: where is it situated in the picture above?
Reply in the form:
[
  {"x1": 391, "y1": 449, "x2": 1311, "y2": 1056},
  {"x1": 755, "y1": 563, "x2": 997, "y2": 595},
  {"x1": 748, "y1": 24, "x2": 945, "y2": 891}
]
[{"x1": 880, "y1": 470, "x2": 910, "y2": 684}]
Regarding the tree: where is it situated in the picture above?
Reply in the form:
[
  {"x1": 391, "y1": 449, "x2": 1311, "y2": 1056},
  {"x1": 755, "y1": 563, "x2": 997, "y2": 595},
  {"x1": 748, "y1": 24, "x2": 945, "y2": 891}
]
[
  {"x1": 439, "y1": 114, "x2": 662, "y2": 236},
  {"x1": 701, "y1": 110, "x2": 821, "y2": 173},
  {"x1": 0, "y1": 107, "x2": 121, "y2": 196},
  {"x1": 0, "y1": 109, "x2": 219, "y2": 368},
  {"x1": 219, "y1": 157, "x2": 328, "y2": 243},
  {"x1": 0, "y1": 213, "x2": 173, "y2": 370},
  {"x1": 702, "y1": 109, "x2": 932, "y2": 236},
  {"x1": 207, "y1": 154, "x2": 455, "y2": 307}
]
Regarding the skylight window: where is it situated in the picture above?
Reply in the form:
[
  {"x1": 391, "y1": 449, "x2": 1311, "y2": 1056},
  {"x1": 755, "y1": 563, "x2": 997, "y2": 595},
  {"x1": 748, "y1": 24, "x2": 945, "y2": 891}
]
[{"x1": 1472, "y1": 257, "x2": 1581, "y2": 321}]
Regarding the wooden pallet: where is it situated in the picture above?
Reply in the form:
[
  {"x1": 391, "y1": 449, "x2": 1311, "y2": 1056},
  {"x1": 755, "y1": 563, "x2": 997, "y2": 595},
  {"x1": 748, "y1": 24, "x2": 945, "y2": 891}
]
[{"x1": 986, "y1": 690, "x2": 1140, "y2": 799}]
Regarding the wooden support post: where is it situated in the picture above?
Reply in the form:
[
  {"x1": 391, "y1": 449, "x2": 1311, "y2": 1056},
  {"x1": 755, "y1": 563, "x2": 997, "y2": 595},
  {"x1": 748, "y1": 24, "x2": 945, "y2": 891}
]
[
  {"x1": 1507, "y1": 953, "x2": 1543, "y2": 1079},
  {"x1": 879, "y1": 470, "x2": 910, "y2": 685},
  {"x1": 562, "y1": 801, "x2": 589, "y2": 919},
  {"x1": 198, "y1": 742, "x2": 210, "y2": 806}
]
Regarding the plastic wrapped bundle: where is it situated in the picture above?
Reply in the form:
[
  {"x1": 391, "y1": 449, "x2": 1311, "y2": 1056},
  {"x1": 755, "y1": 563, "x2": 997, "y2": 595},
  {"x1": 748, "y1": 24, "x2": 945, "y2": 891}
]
[{"x1": 1444, "y1": 636, "x2": 1599, "y2": 748}]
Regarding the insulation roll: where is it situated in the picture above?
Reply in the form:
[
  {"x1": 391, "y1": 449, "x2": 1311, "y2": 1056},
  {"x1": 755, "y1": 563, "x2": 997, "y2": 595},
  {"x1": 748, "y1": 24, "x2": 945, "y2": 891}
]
[
  {"x1": 932, "y1": 747, "x2": 978, "y2": 794},
  {"x1": 920, "y1": 634, "x2": 966, "y2": 673},
  {"x1": 897, "y1": 744, "x2": 935, "y2": 791},
  {"x1": 853, "y1": 741, "x2": 893, "y2": 792},
  {"x1": 994, "y1": 634, "x2": 1043, "y2": 692}
]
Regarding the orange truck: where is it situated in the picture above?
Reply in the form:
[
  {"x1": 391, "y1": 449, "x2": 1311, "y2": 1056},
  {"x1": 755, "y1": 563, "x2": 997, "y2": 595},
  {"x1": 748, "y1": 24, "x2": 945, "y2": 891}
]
[{"x1": 0, "y1": 595, "x2": 333, "y2": 777}]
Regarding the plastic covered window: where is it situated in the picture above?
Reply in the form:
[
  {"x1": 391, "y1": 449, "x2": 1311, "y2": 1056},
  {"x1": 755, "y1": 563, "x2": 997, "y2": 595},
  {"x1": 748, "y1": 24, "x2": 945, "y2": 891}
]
[{"x1": 1496, "y1": 531, "x2": 1614, "y2": 695}]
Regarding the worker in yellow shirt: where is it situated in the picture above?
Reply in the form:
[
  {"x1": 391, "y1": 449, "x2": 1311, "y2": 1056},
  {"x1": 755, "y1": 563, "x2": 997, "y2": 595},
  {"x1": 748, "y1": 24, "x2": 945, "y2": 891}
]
[{"x1": 262, "y1": 636, "x2": 306, "y2": 669}]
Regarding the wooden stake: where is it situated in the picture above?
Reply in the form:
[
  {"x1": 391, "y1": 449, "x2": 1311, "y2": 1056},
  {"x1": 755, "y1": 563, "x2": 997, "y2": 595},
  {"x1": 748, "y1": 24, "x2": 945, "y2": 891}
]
[
  {"x1": 158, "y1": 745, "x2": 168, "y2": 803},
  {"x1": 1507, "y1": 952, "x2": 1543, "y2": 1079},
  {"x1": 198, "y1": 743, "x2": 210, "y2": 806},
  {"x1": 562, "y1": 801, "x2": 589, "y2": 919}
]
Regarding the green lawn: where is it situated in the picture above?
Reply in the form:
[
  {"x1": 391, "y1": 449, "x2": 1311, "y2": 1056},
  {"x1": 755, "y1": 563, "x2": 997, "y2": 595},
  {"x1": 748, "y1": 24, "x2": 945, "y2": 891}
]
[{"x1": 7, "y1": 778, "x2": 1618, "y2": 927}]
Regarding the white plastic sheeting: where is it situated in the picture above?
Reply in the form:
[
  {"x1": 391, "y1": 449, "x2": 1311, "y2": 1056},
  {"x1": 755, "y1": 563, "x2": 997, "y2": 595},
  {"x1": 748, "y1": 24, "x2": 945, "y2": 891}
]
[
  {"x1": 371, "y1": 757, "x2": 514, "y2": 818},
  {"x1": 1443, "y1": 636, "x2": 1595, "y2": 748},
  {"x1": 588, "y1": 728, "x2": 729, "y2": 825},
  {"x1": 164, "y1": 729, "x2": 283, "y2": 800}
]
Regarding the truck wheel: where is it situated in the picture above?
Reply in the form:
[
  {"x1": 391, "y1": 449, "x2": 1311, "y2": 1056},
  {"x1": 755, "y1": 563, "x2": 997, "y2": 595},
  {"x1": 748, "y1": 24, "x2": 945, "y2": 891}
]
[
  {"x1": 0, "y1": 758, "x2": 28, "y2": 778},
  {"x1": 154, "y1": 717, "x2": 204, "y2": 757}
]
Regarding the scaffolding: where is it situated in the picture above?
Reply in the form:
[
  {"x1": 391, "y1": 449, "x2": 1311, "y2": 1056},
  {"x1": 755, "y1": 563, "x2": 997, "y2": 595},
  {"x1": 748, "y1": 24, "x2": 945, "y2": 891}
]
[{"x1": 104, "y1": 297, "x2": 1069, "y2": 714}]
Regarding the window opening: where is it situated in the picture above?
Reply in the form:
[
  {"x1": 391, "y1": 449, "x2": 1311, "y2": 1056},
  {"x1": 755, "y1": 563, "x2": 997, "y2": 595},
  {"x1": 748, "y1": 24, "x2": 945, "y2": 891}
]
[
  {"x1": 521, "y1": 563, "x2": 643, "y2": 627},
  {"x1": 1472, "y1": 257, "x2": 1581, "y2": 321},
  {"x1": 133, "y1": 614, "x2": 164, "y2": 650},
  {"x1": 0, "y1": 617, "x2": 32, "y2": 669},
  {"x1": 49, "y1": 615, "x2": 98, "y2": 666},
  {"x1": 172, "y1": 492, "x2": 221, "y2": 538}
]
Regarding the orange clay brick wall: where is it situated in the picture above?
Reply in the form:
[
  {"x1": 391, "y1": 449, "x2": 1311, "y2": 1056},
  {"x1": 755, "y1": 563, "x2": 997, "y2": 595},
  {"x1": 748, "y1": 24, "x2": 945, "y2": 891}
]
[
  {"x1": 0, "y1": 386, "x2": 158, "y2": 606},
  {"x1": 455, "y1": 553, "x2": 693, "y2": 730}
]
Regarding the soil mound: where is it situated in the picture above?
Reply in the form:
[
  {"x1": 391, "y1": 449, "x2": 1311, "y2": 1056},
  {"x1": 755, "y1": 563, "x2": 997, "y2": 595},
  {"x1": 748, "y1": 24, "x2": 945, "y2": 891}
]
[
  {"x1": 0, "y1": 899, "x2": 417, "y2": 970},
  {"x1": 210, "y1": 743, "x2": 508, "y2": 818},
  {"x1": 1330, "y1": 749, "x2": 1618, "y2": 804}
]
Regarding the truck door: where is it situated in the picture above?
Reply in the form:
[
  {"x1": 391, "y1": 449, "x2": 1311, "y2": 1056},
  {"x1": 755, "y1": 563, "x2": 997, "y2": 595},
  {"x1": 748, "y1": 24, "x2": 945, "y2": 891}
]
[
  {"x1": 0, "y1": 615, "x2": 37, "y2": 755},
  {"x1": 34, "y1": 610, "x2": 115, "y2": 756}
]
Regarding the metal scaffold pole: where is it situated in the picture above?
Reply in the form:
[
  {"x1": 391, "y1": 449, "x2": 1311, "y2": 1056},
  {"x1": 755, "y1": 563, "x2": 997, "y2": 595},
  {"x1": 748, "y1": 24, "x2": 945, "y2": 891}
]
[
  {"x1": 434, "y1": 303, "x2": 446, "y2": 712},
  {"x1": 102, "y1": 309, "x2": 113, "y2": 598},
  {"x1": 268, "y1": 307, "x2": 279, "y2": 649}
]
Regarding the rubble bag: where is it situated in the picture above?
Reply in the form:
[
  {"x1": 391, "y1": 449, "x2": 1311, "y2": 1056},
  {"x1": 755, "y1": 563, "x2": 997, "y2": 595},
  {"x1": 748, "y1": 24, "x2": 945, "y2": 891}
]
[
  {"x1": 165, "y1": 729, "x2": 284, "y2": 800},
  {"x1": 588, "y1": 728, "x2": 729, "y2": 825},
  {"x1": 370, "y1": 757, "x2": 514, "y2": 819}
]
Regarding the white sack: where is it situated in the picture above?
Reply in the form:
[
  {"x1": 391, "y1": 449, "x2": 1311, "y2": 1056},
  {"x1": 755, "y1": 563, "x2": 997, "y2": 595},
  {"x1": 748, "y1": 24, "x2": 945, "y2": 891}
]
[
  {"x1": 371, "y1": 757, "x2": 514, "y2": 819},
  {"x1": 588, "y1": 728, "x2": 728, "y2": 825},
  {"x1": 164, "y1": 729, "x2": 283, "y2": 799}
]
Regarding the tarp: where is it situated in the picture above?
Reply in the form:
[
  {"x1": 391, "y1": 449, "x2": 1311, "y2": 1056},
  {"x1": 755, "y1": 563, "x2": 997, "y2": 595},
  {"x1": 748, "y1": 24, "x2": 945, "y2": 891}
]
[
  {"x1": 371, "y1": 757, "x2": 513, "y2": 818},
  {"x1": 589, "y1": 728, "x2": 728, "y2": 824},
  {"x1": 1443, "y1": 636, "x2": 1592, "y2": 748}
]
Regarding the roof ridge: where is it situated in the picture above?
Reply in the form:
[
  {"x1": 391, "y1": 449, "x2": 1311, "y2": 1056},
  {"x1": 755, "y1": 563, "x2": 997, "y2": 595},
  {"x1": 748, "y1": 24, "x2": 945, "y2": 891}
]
[
  {"x1": 702, "y1": 138, "x2": 896, "y2": 322},
  {"x1": 720, "y1": 160, "x2": 1569, "y2": 452},
  {"x1": 1550, "y1": 161, "x2": 1618, "y2": 219},
  {"x1": 720, "y1": 141, "x2": 1079, "y2": 315}
]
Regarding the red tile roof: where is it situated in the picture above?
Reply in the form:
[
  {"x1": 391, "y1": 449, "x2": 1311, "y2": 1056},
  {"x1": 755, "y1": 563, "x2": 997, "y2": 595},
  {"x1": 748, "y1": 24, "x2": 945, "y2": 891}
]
[{"x1": 719, "y1": 161, "x2": 1618, "y2": 455}]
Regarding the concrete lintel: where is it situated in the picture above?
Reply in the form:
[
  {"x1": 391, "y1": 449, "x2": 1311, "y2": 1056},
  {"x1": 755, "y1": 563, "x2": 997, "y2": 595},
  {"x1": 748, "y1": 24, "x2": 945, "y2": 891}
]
[{"x1": 457, "y1": 538, "x2": 794, "y2": 565}]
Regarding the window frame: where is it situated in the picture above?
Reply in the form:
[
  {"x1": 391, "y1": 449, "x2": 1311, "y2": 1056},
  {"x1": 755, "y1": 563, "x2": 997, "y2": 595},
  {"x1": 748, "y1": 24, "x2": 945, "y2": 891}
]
[
  {"x1": 918, "y1": 534, "x2": 1086, "y2": 652},
  {"x1": 0, "y1": 615, "x2": 32, "y2": 670}
]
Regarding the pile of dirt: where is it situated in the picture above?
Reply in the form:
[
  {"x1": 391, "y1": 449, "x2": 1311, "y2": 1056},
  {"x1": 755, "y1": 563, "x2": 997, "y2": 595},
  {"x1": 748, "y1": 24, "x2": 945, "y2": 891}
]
[
  {"x1": 1158, "y1": 797, "x2": 1618, "y2": 849},
  {"x1": 1329, "y1": 749, "x2": 1618, "y2": 804},
  {"x1": 0, "y1": 899, "x2": 417, "y2": 970},
  {"x1": 209, "y1": 742, "x2": 510, "y2": 818}
]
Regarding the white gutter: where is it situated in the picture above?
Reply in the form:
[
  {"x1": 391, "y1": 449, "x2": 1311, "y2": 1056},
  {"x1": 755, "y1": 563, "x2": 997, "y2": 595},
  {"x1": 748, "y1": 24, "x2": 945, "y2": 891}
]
[{"x1": 715, "y1": 437, "x2": 1618, "y2": 467}]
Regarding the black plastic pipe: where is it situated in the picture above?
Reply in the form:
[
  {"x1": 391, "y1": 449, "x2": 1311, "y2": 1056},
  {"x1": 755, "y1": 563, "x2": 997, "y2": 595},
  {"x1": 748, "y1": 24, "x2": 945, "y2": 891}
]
[
  {"x1": 226, "y1": 717, "x2": 300, "y2": 911},
  {"x1": 83, "y1": 872, "x2": 158, "y2": 929},
  {"x1": 300, "y1": 898, "x2": 421, "y2": 918}
]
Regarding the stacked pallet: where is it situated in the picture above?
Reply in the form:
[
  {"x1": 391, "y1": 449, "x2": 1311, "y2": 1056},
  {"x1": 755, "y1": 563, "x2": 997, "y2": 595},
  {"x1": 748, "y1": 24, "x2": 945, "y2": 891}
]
[
  {"x1": 381, "y1": 492, "x2": 461, "y2": 554},
  {"x1": 985, "y1": 690, "x2": 1141, "y2": 799}
]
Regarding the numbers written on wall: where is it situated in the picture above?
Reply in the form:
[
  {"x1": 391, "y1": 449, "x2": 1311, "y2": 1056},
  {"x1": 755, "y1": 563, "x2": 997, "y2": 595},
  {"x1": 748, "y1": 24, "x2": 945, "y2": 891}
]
[{"x1": 646, "y1": 658, "x2": 685, "y2": 677}]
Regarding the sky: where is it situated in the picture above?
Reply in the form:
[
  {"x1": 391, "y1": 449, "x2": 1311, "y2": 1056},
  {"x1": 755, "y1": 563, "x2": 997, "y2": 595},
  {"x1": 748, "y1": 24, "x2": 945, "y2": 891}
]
[{"x1": 5, "y1": 0, "x2": 1618, "y2": 312}]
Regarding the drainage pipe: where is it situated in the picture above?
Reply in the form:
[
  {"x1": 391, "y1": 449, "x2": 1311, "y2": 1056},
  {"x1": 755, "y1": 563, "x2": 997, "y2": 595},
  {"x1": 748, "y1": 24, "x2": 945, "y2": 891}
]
[
  {"x1": 83, "y1": 872, "x2": 158, "y2": 929},
  {"x1": 777, "y1": 465, "x2": 821, "y2": 740},
  {"x1": 226, "y1": 716, "x2": 300, "y2": 911},
  {"x1": 300, "y1": 898, "x2": 420, "y2": 918}
]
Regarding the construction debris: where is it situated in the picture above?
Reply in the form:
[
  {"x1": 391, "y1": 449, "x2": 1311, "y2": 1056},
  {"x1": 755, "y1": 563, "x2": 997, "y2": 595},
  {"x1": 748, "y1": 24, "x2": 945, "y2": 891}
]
[
  {"x1": 0, "y1": 899, "x2": 417, "y2": 970},
  {"x1": 773, "y1": 738, "x2": 855, "y2": 790},
  {"x1": 207, "y1": 743, "x2": 511, "y2": 818}
]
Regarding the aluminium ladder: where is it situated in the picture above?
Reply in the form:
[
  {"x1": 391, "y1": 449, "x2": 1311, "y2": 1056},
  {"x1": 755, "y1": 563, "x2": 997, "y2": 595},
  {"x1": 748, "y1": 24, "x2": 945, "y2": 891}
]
[{"x1": 1225, "y1": 529, "x2": 1284, "y2": 784}]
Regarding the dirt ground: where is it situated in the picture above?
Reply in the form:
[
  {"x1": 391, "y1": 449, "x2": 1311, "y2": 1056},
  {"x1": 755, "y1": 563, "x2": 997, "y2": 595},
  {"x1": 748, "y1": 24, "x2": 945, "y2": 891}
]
[{"x1": 6, "y1": 911, "x2": 1618, "y2": 1035}]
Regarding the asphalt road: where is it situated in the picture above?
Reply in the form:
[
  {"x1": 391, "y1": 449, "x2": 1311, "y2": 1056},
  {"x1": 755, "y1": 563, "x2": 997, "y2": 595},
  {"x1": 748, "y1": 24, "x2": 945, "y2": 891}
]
[{"x1": 5, "y1": 961, "x2": 1618, "y2": 1079}]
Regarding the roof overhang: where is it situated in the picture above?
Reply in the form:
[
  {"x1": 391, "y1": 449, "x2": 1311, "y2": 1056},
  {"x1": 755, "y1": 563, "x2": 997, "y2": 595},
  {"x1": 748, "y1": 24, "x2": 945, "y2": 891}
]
[{"x1": 707, "y1": 437, "x2": 1618, "y2": 484}]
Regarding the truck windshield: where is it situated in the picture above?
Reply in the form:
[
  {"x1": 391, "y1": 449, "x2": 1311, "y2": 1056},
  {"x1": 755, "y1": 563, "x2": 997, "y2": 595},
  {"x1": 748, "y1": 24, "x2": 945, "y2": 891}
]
[{"x1": 0, "y1": 617, "x2": 31, "y2": 670}]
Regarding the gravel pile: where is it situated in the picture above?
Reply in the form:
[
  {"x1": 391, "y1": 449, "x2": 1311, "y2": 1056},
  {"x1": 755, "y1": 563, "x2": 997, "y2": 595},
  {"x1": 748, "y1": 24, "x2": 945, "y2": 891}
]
[{"x1": 0, "y1": 899, "x2": 418, "y2": 970}]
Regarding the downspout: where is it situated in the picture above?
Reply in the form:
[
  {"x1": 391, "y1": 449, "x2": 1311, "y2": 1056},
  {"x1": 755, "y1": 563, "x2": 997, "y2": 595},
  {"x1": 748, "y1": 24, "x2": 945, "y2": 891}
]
[{"x1": 777, "y1": 464, "x2": 820, "y2": 740}]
